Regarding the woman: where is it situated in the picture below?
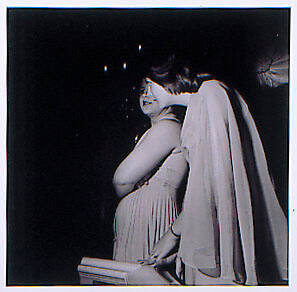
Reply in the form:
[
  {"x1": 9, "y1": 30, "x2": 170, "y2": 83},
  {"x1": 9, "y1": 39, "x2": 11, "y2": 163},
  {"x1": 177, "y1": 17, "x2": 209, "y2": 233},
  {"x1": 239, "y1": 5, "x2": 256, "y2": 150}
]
[
  {"x1": 112, "y1": 79, "x2": 188, "y2": 263},
  {"x1": 143, "y1": 56, "x2": 288, "y2": 286}
]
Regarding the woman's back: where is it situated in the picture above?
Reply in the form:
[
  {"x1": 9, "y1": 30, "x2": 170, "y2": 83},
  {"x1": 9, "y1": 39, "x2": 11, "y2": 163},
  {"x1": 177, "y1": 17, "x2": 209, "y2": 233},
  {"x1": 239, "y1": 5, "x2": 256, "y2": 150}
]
[{"x1": 149, "y1": 147, "x2": 187, "y2": 195}]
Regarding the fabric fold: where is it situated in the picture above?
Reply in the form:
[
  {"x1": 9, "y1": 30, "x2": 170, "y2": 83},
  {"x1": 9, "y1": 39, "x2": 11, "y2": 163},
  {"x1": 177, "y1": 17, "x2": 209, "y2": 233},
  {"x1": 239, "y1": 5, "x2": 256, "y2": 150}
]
[{"x1": 179, "y1": 80, "x2": 288, "y2": 285}]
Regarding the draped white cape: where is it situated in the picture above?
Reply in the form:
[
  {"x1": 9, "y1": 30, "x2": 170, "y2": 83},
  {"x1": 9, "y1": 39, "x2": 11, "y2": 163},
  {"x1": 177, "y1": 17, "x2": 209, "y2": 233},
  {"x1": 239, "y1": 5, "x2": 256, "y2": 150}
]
[{"x1": 178, "y1": 80, "x2": 288, "y2": 285}]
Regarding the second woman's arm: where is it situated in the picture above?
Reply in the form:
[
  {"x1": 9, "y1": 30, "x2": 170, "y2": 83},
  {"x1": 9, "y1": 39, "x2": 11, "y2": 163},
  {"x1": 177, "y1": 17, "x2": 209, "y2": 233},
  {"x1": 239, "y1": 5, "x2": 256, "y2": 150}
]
[{"x1": 113, "y1": 120, "x2": 181, "y2": 198}]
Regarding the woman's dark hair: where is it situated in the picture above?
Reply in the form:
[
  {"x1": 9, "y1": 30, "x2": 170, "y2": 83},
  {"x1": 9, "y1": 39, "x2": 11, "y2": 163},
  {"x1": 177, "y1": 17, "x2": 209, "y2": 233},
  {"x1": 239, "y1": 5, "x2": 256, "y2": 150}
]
[{"x1": 147, "y1": 55, "x2": 211, "y2": 94}]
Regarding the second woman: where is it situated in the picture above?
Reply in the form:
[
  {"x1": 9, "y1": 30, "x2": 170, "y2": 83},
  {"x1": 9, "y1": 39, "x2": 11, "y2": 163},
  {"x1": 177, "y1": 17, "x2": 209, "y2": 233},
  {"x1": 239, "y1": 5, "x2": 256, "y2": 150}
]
[{"x1": 112, "y1": 79, "x2": 188, "y2": 263}]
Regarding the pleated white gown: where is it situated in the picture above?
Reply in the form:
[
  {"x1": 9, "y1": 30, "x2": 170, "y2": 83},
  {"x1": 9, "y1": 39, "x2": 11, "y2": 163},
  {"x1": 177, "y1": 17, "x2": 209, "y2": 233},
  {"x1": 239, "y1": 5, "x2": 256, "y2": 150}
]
[{"x1": 113, "y1": 149, "x2": 185, "y2": 263}]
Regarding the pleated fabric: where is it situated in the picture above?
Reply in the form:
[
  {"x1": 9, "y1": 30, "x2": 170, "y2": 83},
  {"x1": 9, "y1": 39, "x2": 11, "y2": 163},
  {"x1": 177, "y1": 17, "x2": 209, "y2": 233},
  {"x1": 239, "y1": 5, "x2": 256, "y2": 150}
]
[
  {"x1": 179, "y1": 80, "x2": 288, "y2": 285},
  {"x1": 113, "y1": 157, "x2": 182, "y2": 263}
]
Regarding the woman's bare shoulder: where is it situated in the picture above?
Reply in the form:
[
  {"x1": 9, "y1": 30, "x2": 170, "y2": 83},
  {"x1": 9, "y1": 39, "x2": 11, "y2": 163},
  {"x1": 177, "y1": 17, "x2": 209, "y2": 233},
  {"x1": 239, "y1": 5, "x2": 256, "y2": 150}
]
[{"x1": 144, "y1": 119, "x2": 181, "y2": 147}]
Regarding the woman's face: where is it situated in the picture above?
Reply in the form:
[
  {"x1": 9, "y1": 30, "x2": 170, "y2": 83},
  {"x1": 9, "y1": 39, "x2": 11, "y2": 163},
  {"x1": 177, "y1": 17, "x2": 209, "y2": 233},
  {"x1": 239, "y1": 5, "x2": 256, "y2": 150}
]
[{"x1": 139, "y1": 79, "x2": 164, "y2": 117}]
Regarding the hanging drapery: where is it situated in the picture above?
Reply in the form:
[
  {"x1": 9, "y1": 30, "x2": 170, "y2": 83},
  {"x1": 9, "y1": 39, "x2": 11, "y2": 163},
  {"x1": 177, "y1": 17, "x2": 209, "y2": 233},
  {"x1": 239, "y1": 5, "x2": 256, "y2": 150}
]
[{"x1": 179, "y1": 80, "x2": 288, "y2": 285}]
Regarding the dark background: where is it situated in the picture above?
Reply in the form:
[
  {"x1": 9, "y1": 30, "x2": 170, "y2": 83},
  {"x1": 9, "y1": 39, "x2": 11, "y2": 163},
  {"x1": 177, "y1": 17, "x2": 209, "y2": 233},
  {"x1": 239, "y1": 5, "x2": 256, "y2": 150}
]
[{"x1": 7, "y1": 8, "x2": 289, "y2": 285}]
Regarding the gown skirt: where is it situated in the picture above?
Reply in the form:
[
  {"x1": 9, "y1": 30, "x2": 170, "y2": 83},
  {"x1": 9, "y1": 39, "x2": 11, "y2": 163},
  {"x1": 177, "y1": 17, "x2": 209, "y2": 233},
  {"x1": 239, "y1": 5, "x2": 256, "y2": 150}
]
[{"x1": 113, "y1": 177, "x2": 178, "y2": 263}]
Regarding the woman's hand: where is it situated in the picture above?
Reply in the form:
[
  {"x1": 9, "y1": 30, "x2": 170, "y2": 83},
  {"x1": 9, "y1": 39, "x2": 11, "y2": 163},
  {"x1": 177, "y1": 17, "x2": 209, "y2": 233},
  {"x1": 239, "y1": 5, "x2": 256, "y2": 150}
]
[
  {"x1": 141, "y1": 228, "x2": 180, "y2": 267},
  {"x1": 146, "y1": 78, "x2": 172, "y2": 110}
]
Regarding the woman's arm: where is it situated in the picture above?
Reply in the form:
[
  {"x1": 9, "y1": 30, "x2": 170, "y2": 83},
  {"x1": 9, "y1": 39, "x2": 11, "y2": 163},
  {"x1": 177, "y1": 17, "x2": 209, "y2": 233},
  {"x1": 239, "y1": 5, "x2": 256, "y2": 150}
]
[
  {"x1": 113, "y1": 120, "x2": 181, "y2": 198},
  {"x1": 148, "y1": 78, "x2": 191, "y2": 108},
  {"x1": 140, "y1": 212, "x2": 183, "y2": 265},
  {"x1": 113, "y1": 182, "x2": 135, "y2": 198}
]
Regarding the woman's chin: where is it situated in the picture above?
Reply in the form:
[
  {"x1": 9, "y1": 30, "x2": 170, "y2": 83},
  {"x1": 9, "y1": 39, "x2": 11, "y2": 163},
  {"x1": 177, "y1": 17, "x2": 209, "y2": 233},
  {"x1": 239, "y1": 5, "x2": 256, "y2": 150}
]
[{"x1": 142, "y1": 107, "x2": 152, "y2": 115}]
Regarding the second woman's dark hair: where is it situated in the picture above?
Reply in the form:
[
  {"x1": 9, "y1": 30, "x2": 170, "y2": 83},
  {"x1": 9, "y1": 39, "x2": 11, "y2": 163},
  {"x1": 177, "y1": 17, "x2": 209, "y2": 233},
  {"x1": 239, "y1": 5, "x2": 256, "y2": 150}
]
[{"x1": 147, "y1": 55, "x2": 209, "y2": 94}]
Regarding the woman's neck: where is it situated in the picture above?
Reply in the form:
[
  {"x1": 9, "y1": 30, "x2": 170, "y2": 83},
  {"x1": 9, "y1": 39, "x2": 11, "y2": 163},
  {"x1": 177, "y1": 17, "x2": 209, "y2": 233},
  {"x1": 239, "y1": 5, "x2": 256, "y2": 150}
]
[
  {"x1": 150, "y1": 115, "x2": 160, "y2": 126},
  {"x1": 150, "y1": 108, "x2": 175, "y2": 126}
]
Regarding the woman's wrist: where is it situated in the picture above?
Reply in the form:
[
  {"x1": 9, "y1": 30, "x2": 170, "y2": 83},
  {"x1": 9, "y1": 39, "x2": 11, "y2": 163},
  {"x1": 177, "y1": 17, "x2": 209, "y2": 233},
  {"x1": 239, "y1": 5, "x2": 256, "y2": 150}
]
[{"x1": 170, "y1": 224, "x2": 181, "y2": 239}]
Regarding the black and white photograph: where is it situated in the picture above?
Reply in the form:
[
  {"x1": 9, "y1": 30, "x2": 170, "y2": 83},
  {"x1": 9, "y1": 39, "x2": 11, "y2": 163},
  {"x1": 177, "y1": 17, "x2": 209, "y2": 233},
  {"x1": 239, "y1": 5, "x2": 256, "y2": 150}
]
[{"x1": 1, "y1": 0, "x2": 295, "y2": 289}]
